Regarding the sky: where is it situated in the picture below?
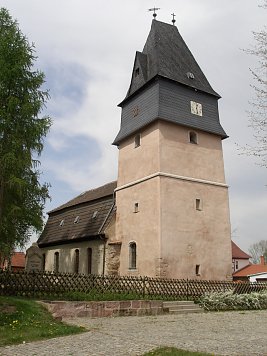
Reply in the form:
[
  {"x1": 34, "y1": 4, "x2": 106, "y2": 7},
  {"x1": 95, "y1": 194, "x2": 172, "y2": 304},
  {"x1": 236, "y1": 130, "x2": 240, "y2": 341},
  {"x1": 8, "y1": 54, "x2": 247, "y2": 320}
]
[{"x1": 2, "y1": 0, "x2": 266, "y2": 253}]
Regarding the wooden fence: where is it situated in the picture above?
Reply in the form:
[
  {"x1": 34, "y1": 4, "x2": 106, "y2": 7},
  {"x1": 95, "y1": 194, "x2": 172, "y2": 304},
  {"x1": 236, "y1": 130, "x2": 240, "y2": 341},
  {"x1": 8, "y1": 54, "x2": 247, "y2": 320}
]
[{"x1": 1, "y1": 270, "x2": 267, "y2": 300}]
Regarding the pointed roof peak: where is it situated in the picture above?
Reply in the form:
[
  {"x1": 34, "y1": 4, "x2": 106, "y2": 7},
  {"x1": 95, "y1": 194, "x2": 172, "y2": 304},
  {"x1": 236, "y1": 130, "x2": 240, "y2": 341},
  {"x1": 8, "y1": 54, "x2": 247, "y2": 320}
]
[{"x1": 124, "y1": 18, "x2": 220, "y2": 101}]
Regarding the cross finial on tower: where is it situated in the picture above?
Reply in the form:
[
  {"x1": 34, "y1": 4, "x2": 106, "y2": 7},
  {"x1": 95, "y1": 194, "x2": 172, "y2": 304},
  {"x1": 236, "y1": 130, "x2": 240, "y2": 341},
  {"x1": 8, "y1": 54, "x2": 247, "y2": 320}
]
[
  {"x1": 148, "y1": 7, "x2": 160, "y2": 19},
  {"x1": 171, "y1": 13, "x2": 176, "y2": 25}
]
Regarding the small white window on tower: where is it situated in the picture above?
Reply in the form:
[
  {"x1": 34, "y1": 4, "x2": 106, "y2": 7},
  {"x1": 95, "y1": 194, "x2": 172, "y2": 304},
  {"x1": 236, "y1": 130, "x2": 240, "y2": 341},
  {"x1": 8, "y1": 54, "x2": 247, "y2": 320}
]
[
  {"x1": 186, "y1": 72, "x2": 195, "y2": 79},
  {"x1": 59, "y1": 219, "x2": 64, "y2": 227},
  {"x1": 196, "y1": 198, "x2": 202, "y2": 211},
  {"x1": 74, "y1": 216, "x2": 80, "y2": 224},
  {"x1": 134, "y1": 202, "x2": 139, "y2": 213},
  {"x1": 189, "y1": 131, "x2": 198, "y2": 144},
  {"x1": 134, "y1": 134, "x2": 141, "y2": 148}
]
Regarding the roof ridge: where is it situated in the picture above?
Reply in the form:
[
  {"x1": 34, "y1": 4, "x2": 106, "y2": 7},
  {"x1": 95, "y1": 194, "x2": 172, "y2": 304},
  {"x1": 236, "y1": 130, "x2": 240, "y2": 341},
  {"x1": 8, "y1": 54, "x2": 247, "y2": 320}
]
[{"x1": 48, "y1": 180, "x2": 117, "y2": 214}]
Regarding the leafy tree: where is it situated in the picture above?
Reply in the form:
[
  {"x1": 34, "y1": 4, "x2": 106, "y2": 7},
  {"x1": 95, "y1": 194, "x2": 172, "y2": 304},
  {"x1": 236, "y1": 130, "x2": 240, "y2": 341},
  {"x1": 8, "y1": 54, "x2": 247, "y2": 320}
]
[
  {"x1": 248, "y1": 240, "x2": 267, "y2": 264},
  {"x1": 0, "y1": 8, "x2": 51, "y2": 263},
  {"x1": 244, "y1": 1, "x2": 267, "y2": 165}
]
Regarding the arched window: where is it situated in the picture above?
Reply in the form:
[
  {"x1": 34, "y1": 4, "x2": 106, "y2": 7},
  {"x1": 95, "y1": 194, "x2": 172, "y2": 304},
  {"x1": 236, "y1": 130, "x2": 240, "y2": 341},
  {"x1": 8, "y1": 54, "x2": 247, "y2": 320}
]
[
  {"x1": 189, "y1": 131, "x2": 198, "y2": 144},
  {"x1": 54, "y1": 252, "x2": 59, "y2": 273},
  {"x1": 87, "y1": 248, "x2": 92, "y2": 274},
  {"x1": 74, "y1": 249, "x2": 79, "y2": 274},
  {"x1": 129, "y1": 242, "x2": 137, "y2": 269}
]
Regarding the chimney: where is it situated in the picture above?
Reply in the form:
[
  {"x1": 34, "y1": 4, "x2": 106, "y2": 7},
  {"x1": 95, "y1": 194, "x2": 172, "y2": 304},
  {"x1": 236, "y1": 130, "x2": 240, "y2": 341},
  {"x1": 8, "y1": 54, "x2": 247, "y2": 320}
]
[{"x1": 260, "y1": 255, "x2": 265, "y2": 265}]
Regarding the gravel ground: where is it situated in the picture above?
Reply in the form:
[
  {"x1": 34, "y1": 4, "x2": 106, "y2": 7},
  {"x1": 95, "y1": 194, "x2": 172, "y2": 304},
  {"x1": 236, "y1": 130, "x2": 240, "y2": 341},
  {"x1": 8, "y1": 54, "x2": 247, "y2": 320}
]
[{"x1": 0, "y1": 310, "x2": 267, "y2": 355}]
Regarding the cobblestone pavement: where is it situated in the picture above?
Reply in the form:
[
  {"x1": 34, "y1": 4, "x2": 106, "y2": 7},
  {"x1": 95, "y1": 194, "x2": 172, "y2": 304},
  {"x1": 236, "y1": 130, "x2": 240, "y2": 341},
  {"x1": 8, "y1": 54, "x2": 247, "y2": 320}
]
[{"x1": 1, "y1": 310, "x2": 267, "y2": 356}]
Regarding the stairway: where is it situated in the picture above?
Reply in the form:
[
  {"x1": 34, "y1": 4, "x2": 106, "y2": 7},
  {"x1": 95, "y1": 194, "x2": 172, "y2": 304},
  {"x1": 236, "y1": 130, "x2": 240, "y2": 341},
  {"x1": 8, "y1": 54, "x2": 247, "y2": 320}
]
[{"x1": 163, "y1": 300, "x2": 203, "y2": 314}]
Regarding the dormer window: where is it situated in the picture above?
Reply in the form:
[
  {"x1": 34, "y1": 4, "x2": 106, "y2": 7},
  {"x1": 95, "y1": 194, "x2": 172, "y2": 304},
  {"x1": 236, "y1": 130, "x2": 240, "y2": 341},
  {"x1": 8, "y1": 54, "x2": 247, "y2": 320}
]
[
  {"x1": 59, "y1": 219, "x2": 64, "y2": 227},
  {"x1": 92, "y1": 211, "x2": 98, "y2": 219},
  {"x1": 74, "y1": 216, "x2": 80, "y2": 224},
  {"x1": 134, "y1": 67, "x2": 140, "y2": 77}
]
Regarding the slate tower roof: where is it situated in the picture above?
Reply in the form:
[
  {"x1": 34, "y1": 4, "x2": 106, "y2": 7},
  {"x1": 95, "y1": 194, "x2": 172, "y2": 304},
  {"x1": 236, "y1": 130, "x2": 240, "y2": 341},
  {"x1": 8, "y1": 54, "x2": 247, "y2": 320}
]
[
  {"x1": 113, "y1": 20, "x2": 227, "y2": 146},
  {"x1": 126, "y1": 19, "x2": 220, "y2": 100}
]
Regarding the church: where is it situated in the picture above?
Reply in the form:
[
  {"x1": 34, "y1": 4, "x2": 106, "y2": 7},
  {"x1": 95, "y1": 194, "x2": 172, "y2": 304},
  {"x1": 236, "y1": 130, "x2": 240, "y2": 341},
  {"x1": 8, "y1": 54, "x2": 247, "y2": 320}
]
[{"x1": 35, "y1": 18, "x2": 233, "y2": 281}]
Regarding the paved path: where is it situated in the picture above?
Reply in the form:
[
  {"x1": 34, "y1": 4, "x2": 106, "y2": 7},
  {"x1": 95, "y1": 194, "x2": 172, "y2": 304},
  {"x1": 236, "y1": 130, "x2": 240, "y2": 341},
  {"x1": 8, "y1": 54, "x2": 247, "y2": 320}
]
[{"x1": 1, "y1": 310, "x2": 267, "y2": 355}]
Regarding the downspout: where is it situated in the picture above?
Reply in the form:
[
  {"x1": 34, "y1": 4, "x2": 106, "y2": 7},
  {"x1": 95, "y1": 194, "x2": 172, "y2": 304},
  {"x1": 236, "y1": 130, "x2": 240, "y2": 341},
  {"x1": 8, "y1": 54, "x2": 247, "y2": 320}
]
[
  {"x1": 101, "y1": 238, "x2": 106, "y2": 276},
  {"x1": 98, "y1": 190, "x2": 116, "y2": 276}
]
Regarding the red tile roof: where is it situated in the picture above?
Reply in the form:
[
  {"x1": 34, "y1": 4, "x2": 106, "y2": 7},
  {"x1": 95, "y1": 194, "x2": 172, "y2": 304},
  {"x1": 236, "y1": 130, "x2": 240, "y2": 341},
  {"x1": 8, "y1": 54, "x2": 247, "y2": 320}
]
[
  {"x1": 231, "y1": 241, "x2": 251, "y2": 259},
  {"x1": 233, "y1": 262, "x2": 267, "y2": 277}
]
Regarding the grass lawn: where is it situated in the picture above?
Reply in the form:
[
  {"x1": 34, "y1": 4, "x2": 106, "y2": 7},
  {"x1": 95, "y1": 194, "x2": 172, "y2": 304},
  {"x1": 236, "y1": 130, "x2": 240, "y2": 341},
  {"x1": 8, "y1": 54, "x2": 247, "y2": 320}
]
[
  {"x1": 143, "y1": 347, "x2": 215, "y2": 356},
  {"x1": 0, "y1": 296, "x2": 85, "y2": 346}
]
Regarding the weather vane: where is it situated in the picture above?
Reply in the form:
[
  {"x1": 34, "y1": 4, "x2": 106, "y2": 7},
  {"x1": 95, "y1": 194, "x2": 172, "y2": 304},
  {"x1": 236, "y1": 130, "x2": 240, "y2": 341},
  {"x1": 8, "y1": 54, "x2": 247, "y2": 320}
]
[
  {"x1": 171, "y1": 13, "x2": 176, "y2": 25},
  {"x1": 148, "y1": 7, "x2": 160, "y2": 19}
]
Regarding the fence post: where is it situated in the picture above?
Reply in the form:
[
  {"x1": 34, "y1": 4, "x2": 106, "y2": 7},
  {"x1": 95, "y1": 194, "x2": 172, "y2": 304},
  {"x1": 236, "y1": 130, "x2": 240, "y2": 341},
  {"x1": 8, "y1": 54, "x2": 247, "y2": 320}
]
[
  {"x1": 142, "y1": 276, "x2": 146, "y2": 298},
  {"x1": 186, "y1": 278, "x2": 189, "y2": 301}
]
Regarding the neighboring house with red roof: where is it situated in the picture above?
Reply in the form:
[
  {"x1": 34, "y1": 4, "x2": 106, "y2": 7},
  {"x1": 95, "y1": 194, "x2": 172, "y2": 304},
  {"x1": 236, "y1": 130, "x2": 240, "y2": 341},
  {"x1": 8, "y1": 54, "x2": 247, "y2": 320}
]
[
  {"x1": 233, "y1": 256, "x2": 267, "y2": 281},
  {"x1": 231, "y1": 241, "x2": 251, "y2": 273},
  {"x1": 0, "y1": 252, "x2": 25, "y2": 272}
]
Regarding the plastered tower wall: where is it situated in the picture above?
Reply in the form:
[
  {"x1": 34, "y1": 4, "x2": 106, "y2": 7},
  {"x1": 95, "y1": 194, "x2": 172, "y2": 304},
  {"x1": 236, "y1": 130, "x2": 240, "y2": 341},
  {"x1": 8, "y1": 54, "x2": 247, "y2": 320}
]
[
  {"x1": 116, "y1": 122, "x2": 161, "y2": 277},
  {"x1": 158, "y1": 121, "x2": 232, "y2": 280}
]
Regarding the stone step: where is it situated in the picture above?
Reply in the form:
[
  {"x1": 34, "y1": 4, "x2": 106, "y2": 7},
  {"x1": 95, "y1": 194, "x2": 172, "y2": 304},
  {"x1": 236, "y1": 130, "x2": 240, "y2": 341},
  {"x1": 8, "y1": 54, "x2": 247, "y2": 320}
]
[
  {"x1": 163, "y1": 301, "x2": 203, "y2": 314},
  {"x1": 163, "y1": 300, "x2": 196, "y2": 308},
  {"x1": 163, "y1": 301, "x2": 195, "y2": 308},
  {"x1": 168, "y1": 304, "x2": 200, "y2": 311},
  {"x1": 169, "y1": 308, "x2": 203, "y2": 314}
]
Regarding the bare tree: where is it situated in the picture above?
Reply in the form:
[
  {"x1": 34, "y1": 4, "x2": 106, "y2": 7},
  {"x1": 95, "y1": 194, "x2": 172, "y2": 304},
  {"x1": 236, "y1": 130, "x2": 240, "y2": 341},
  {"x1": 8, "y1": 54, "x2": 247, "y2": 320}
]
[
  {"x1": 248, "y1": 240, "x2": 267, "y2": 263},
  {"x1": 243, "y1": 1, "x2": 267, "y2": 165}
]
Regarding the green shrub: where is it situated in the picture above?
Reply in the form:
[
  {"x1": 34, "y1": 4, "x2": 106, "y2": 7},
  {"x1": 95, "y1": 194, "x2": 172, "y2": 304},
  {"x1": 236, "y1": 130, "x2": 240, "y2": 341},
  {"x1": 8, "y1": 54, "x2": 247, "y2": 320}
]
[{"x1": 199, "y1": 290, "x2": 267, "y2": 311}]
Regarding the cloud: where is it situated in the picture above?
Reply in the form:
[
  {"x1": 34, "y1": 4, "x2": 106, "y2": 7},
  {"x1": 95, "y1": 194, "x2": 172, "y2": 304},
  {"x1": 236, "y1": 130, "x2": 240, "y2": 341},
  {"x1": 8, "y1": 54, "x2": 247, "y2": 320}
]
[{"x1": 2, "y1": 0, "x2": 266, "y2": 253}]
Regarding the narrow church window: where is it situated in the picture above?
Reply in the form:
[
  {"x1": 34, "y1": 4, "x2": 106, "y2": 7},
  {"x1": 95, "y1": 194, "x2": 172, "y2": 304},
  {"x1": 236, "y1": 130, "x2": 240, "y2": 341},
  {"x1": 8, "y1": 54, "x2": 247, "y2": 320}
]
[
  {"x1": 189, "y1": 131, "x2": 198, "y2": 144},
  {"x1": 74, "y1": 249, "x2": 79, "y2": 274},
  {"x1": 196, "y1": 198, "x2": 202, "y2": 211},
  {"x1": 74, "y1": 216, "x2": 80, "y2": 224},
  {"x1": 42, "y1": 253, "x2": 46, "y2": 271},
  {"x1": 129, "y1": 242, "x2": 137, "y2": 269},
  {"x1": 134, "y1": 134, "x2": 141, "y2": 148},
  {"x1": 134, "y1": 202, "x2": 139, "y2": 213},
  {"x1": 54, "y1": 252, "x2": 59, "y2": 273},
  {"x1": 235, "y1": 260, "x2": 238, "y2": 271},
  {"x1": 134, "y1": 67, "x2": 140, "y2": 77},
  {"x1": 196, "y1": 264, "x2": 200, "y2": 276},
  {"x1": 59, "y1": 219, "x2": 64, "y2": 227},
  {"x1": 87, "y1": 248, "x2": 92, "y2": 274}
]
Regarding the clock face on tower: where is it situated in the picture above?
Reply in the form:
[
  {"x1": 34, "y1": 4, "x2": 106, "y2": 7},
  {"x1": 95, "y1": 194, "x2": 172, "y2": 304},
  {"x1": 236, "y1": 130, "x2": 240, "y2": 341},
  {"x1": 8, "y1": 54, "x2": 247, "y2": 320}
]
[{"x1": 190, "y1": 101, "x2": 203, "y2": 116}]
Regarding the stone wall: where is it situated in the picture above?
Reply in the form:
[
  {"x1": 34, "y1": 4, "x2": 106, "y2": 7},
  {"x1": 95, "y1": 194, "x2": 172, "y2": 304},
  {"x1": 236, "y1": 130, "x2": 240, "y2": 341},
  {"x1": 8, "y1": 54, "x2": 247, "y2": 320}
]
[{"x1": 39, "y1": 300, "x2": 165, "y2": 319}]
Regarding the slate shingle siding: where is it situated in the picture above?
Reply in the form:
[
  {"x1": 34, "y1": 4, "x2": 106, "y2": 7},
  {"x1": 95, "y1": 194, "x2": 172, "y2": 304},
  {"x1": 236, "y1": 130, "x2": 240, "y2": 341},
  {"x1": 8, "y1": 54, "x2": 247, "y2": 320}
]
[
  {"x1": 114, "y1": 20, "x2": 226, "y2": 146},
  {"x1": 113, "y1": 78, "x2": 226, "y2": 145}
]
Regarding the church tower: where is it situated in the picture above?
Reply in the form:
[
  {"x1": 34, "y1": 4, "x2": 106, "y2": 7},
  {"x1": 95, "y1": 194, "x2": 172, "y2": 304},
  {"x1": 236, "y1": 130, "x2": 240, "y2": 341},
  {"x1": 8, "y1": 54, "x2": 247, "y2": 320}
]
[{"x1": 113, "y1": 19, "x2": 232, "y2": 280}]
